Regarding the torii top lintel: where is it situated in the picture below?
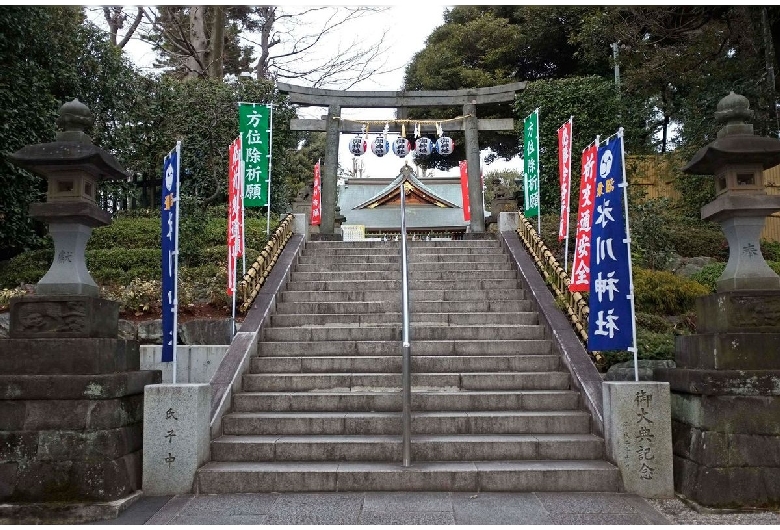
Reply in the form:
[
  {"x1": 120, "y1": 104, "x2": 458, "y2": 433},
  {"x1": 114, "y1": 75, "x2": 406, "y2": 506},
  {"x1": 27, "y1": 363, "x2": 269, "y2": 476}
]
[{"x1": 276, "y1": 81, "x2": 526, "y2": 108}]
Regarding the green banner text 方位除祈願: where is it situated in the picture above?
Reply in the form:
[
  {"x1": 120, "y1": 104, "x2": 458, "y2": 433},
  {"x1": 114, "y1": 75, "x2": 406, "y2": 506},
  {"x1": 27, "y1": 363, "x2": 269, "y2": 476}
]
[
  {"x1": 239, "y1": 104, "x2": 271, "y2": 207},
  {"x1": 523, "y1": 110, "x2": 540, "y2": 217}
]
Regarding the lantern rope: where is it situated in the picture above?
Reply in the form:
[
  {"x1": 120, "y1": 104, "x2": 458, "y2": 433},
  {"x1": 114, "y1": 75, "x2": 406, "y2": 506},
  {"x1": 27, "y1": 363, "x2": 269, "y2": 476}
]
[{"x1": 333, "y1": 115, "x2": 473, "y2": 125}]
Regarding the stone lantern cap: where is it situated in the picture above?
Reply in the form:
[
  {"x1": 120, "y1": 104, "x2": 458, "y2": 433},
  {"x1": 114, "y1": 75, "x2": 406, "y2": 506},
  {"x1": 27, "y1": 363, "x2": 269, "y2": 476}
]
[
  {"x1": 682, "y1": 92, "x2": 780, "y2": 175},
  {"x1": 8, "y1": 99, "x2": 128, "y2": 183}
]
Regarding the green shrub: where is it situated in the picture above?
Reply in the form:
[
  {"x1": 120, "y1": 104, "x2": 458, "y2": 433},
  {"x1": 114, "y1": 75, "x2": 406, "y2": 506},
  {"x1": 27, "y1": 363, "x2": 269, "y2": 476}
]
[
  {"x1": 762, "y1": 240, "x2": 780, "y2": 262},
  {"x1": 633, "y1": 267, "x2": 709, "y2": 315},
  {"x1": 600, "y1": 327, "x2": 676, "y2": 370},
  {"x1": 635, "y1": 312, "x2": 673, "y2": 333},
  {"x1": 689, "y1": 262, "x2": 725, "y2": 292},
  {"x1": 88, "y1": 216, "x2": 161, "y2": 250},
  {"x1": 85, "y1": 248, "x2": 161, "y2": 285},
  {"x1": 666, "y1": 223, "x2": 728, "y2": 259},
  {"x1": 630, "y1": 198, "x2": 675, "y2": 270},
  {"x1": 690, "y1": 261, "x2": 780, "y2": 293},
  {"x1": 0, "y1": 249, "x2": 54, "y2": 288}
]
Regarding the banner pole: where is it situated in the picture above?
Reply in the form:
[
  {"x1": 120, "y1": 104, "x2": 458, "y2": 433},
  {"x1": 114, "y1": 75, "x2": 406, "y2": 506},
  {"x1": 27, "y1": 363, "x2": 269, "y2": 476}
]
[
  {"x1": 172, "y1": 140, "x2": 181, "y2": 385},
  {"x1": 241, "y1": 156, "x2": 246, "y2": 277},
  {"x1": 266, "y1": 103, "x2": 273, "y2": 239},
  {"x1": 616, "y1": 128, "x2": 639, "y2": 381},
  {"x1": 536, "y1": 108, "x2": 541, "y2": 236},
  {"x1": 231, "y1": 259, "x2": 236, "y2": 338}
]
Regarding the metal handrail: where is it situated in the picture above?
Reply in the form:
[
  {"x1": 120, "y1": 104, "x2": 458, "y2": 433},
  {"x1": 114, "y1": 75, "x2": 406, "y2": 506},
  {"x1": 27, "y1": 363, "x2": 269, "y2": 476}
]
[{"x1": 399, "y1": 183, "x2": 412, "y2": 467}]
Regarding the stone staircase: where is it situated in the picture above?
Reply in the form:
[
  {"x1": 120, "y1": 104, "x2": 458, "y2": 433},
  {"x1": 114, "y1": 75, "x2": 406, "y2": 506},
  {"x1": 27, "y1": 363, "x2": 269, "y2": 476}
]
[{"x1": 196, "y1": 239, "x2": 621, "y2": 492}]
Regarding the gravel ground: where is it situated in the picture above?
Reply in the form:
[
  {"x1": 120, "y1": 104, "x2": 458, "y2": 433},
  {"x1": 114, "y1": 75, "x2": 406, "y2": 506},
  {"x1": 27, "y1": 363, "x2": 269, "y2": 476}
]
[{"x1": 647, "y1": 496, "x2": 780, "y2": 525}]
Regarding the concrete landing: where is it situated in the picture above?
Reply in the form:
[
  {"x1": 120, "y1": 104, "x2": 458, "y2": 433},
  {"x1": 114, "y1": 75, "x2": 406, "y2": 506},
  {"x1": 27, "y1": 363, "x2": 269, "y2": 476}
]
[{"x1": 90, "y1": 491, "x2": 672, "y2": 525}]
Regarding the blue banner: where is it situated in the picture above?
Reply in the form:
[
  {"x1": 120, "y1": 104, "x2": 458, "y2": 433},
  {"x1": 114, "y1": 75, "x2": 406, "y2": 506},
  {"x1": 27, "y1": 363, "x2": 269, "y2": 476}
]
[
  {"x1": 161, "y1": 145, "x2": 179, "y2": 363},
  {"x1": 587, "y1": 135, "x2": 634, "y2": 351}
]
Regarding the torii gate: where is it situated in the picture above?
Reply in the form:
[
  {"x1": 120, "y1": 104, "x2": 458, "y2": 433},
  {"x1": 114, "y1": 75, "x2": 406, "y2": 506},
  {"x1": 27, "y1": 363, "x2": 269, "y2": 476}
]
[{"x1": 277, "y1": 82, "x2": 525, "y2": 234}]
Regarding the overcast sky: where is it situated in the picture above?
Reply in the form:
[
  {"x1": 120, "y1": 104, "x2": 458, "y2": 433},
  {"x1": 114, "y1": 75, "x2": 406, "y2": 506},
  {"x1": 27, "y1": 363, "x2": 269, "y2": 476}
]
[{"x1": 98, "y1": 4, "x2": 522, "y2": 179}]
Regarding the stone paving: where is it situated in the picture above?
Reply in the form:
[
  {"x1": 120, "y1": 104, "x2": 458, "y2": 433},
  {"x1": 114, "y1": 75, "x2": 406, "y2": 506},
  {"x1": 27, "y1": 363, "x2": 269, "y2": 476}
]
[{"x1": 95, "y1": 491, "x2": 675, "y2": 525}]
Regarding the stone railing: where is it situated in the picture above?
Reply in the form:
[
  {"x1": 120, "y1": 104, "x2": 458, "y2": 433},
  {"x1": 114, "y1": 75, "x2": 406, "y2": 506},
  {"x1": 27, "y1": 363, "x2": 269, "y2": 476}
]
[
  {"x1": 515, "y1": 213, "x2": 602, "y2": 365},
  {"x1": 238, "y1": 214, "x2": 295, "y2": 312}
]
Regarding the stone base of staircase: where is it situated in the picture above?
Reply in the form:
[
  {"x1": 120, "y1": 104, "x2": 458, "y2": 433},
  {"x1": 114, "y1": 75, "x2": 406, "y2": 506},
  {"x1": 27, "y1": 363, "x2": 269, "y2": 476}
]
[{"x1": 196, "y1": 239, "x2": 621, "y2": 493}]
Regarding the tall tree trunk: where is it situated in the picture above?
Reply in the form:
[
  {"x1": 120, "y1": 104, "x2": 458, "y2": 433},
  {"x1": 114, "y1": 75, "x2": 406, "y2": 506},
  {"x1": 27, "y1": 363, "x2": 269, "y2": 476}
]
[
  {"x1": 209, "y1": 5, "x2": 225, "y2": 80},
  {"x1": 761, "y1": 7, "x2": 780, "y2": 134},
  {"x1": 256, "y1": 6, "x2": 276, "y2": 80},
  {"x1": 186, "y1": 6, "x2": 207, "y2": 78}
]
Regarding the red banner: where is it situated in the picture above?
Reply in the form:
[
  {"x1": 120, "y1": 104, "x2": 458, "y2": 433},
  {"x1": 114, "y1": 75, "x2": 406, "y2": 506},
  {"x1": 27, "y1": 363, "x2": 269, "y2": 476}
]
[
  {"x1": 459, "y1": 160, "x2": 470, "y2": 222},
  {"x1": 311, "y1": 161, "x2": 321, "y2": 225},
  {"x1": 558, "y1": 118, "x2": 573, "y2": 241},
  {"x1": 570, "y1": 141, "x2": 598, "y2": 292},
  {"x1": 227, "y1": 136, "x2": 243, "y2": 295}
]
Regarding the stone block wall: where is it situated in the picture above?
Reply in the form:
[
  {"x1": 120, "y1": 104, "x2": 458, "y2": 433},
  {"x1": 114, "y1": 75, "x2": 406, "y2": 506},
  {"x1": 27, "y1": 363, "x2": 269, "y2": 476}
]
[{"x1": 0, "y1": 331, "x2": 160, "y2": 502}]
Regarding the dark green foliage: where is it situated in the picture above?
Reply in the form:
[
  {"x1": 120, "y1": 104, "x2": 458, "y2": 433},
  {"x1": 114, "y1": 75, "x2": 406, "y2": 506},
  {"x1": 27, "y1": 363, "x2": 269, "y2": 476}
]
[
  {"x1": 761, "y1": 240, "x2": 780, "y2": 262},
  {"x1": 689, "y1": 262, "x2": 725, "y2": 292},
  {"x1": 0, "y1": 249, "x2": 55, "y2": 288},
  {"x1": 86, "y1": 248, "x2": 162, "y2": 285},
  {"x1": 635, "y1": 312, "x2": 674, "y2": 334},
  {"x1": 515, "y1": 76, "x2": 651, "y2": 215},
  {"x1": 600, "y1": 327, "x2": 676, "y2": 369},
  {"x1": 666, "y1": 222, "x2": 728, "y2": 260},
  {"x1": 633, "y1": 267, "x2": 710, "y2": 315},
  {"x1": 691, "y1": 261, "x2": 780, "y2": 292},
  {"x1": 630, "y1": 198, "x2": 675, "y2": 270},
  {"x1": 88, "y1": 217, "x2": 161, "y2": 250}
]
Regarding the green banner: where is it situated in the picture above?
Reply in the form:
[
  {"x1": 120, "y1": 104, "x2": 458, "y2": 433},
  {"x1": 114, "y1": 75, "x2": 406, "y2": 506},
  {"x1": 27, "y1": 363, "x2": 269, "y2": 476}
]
[
  {"x1": 523, "y1": 109, "x2": 540, "y2": 217},
  {"x1": 239, "y1": 103, "x2": 271, "y2": 207}
]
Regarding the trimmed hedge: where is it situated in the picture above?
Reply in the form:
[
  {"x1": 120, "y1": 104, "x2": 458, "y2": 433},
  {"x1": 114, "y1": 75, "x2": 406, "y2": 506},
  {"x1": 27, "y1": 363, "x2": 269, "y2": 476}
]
[{"x1": 633, "y1": 267, "x2": 709, "y2": 315}]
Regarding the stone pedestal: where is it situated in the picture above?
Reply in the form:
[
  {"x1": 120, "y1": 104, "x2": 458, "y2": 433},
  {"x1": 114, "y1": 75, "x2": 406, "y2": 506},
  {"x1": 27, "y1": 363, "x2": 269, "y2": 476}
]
[
  {"x1": 655, "y1": 290, "x2": 780, "y2": 507},
  {"x1": 142, "y1": 384, "x2": 210, "y2": 495},
  {"x1": 603, "y1": 382, "x2": 674, "y2": 498},
  {"x1": 0, "y1": 296, "x2": 160, "y2": 509}
]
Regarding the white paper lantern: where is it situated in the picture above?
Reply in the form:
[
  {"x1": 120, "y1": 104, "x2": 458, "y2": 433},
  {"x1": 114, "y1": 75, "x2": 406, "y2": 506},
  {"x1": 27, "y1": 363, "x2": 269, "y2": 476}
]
[
  {"x1": 348, "y1": 136, "x2": 367, "y2": 156},
  {"x1": 415, "y1": 137, "x2": 434, "y2": 156},
  {"x1": 436, "y1": 136, "x2": 455, "y2": 156},
  {"x1": 371, "y1": 135, "x2": 390, "y2": 157},
  {"x1": 392, "y1": 137, "x2": 411, "y2": 157}
]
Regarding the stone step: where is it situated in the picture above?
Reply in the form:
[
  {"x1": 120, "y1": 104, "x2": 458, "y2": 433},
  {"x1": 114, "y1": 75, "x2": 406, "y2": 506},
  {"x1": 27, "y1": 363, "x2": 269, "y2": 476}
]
[
  {"x1": 408, "y1": 254, "x2": 509, "y2": 263},
  {"x1": 232, "y1": 390, "x2": 579, "y2": 412},
  {"x1": 289, "y1": 269, "x2": 519, "y2": 282},
  {"x1": 268, "y1": 312, "x2": 537, "y2": 328},
  {"x1": 257, "y1": 339, "x2": 551, "y2": 357},
  {"x1": 278, "y1": 289, "x2": 525, "y2": 303},
  {"x1": 262, "y1": 324, "x2": 545, "y2": 342},
  {"x1": 284, "y1": 279, "x2": 521, "y2": 291},
  {"x1": 302, "y1": 247, "x2": 506, "y2": 257},
  {"x1": 221, "y1": 410, "x2": 591, "y2": 436},
  {"x1": 241, "y1": 372, "x2": 570, "y2": 392},
  {"x1": 274, "y1": 299, "x2": 533, "y2": 315},
  {"x1": 250, "y1": 355, "x2": 560, "y2": 374},
  {"x1": 210, "y1": 434, "x2": 604, "y2": 462},
  {"x1": 296, "y1": 253, "x2": 510, "y2": 265},
  {"x1": 305, "y1": 240, "x2": 500, "y2": 249},
  {"x1": 295, "y1": 261, "x2": 515, "y2": 273},
  {"x1": 297, "y1": 254, "x2": 401, "y2": 265},
  {"x1": 196, "y1": 460, "x2": 620, "y2": 493}
]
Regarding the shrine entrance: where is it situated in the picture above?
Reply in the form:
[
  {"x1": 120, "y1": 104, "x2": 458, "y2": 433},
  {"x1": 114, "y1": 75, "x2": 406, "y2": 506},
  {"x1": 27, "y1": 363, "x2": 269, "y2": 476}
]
[{"x1": 277, "y1": 82, "x2": 525, "y2": 234}]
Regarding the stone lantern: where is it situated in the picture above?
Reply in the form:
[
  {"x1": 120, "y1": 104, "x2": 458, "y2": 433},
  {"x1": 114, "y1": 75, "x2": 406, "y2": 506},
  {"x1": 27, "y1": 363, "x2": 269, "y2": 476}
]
[
  {"x1": 0, "y1": 100, "x2": 159, "y2": 517},
  {"x1": 8, "y1": 98, "x2": 128, "y2": 297},
  {"x1": 654, "y1": 92, "x2": 780, "y2": 508},
  {"x1": 682, "y1": 91, "x2": 780, "y2": 292}
]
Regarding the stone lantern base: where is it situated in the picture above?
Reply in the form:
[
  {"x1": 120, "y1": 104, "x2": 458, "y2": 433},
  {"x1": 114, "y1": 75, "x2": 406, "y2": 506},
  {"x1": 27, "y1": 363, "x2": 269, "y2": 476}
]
[
  {"x1": 655, "y1": 290, "x2": 780, "y2": 508},
  {"x1": 0, "y1": 295, "x2": 160, "y2": 520}
]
